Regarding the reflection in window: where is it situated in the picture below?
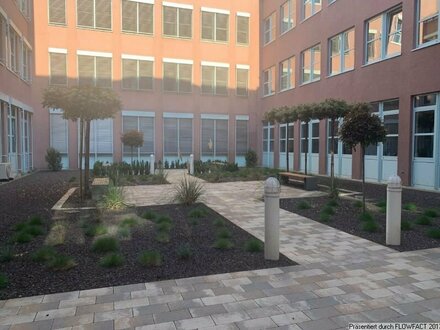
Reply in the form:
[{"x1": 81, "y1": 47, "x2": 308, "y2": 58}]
[
  {"x1": 303, "y1": 0, "x2": 321, "y2": 20},
  {"x1": 264, "y1": 12, "x2": 276, "y2": 45},
  {"x1": 263, "y1": 66, "x2": 275, "y2": 96},
  {"x1": 280, "y1": 56, "x2": 295, "y2": 91},
  {"x1": 281, "y1": 0, "x2": 295, "y2": 34},
  {"x1": 417, "y1": 0, "x2": 439, "y2": 46},
  {"x1": 301, "y1": 44, "x2": 321, "y2": 83},
  {"x1": 329, "y1": 28, "x2": 354, "y2": 75},
  {"x1": 414, "y1": 109, "x2": 435, "y2": 158}
]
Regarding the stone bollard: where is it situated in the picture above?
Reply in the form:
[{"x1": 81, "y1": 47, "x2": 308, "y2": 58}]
[
  {"x1": 150, "y1": 154, "x2": 155, "y2": 175},
  {"x1": 386, "y1": 175, "x2": 402, "y2": 246},
  {"x1": 189, "y1": 154, "x2": 194, "y2": 175},
  {"x1": 264, "y1": 177, "x2": 281, "y2": 260}
]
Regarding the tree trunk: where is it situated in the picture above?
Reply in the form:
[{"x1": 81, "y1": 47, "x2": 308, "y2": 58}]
[
  {"x1": 84, "y1": 120, "x2": 91, "y2": 199},
  {"x1": 79, "y1": 119, "x2": 84, "y2": 202},
  {"x1": 304, "y1": 121, "x2": 309, "y2": 175},
  {"x1": 362, "y1": 145, "x2": 366, "y2": 213},
  {"x1": 286, "y1": 123, "x2": 289, "y2": 172},
  {"x1": 330, "y1": 118, "x2": 335, "y2": 196}
]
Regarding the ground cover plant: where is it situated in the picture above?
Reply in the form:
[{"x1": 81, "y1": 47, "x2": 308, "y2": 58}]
[{"x1": 281, "y1": 196, "x2": 440, "y2": 252}]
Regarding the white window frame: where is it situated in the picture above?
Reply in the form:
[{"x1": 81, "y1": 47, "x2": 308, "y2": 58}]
[
  {"x1": 302, "y1": 0, "x2": 321, "y2": 20},
  {"x1": 121, "y1": 55, "x2": 154, "y2": 91},
  {"x1": 235, "y1": 116, "x2": 249, "y2": 157},
  {"x1": 236, "y1": 64, "x2": 249, "y2": 97},
  {"x1": 200, "y1": 115, "x2": 229, "y2": 159},
  {"x1": 77, "y1": 51, "x2": 113, "y2": 87},
  {"x1": 280, "y1": 0, "x2": 295, "y2": 35},
  {"x1": 263, "y1": 12, "x2": 276, "y2": 45},
  {"x1": 201, "y1": 62, "x2": 229, "y2": 96},
  {"x1": 263, "y1": 66, "x2": 275, "y2": 97},
  {"x1": 76, "y1": 0, "x2": 113, "y2": 30},
  {"x1": 416, "y1": 0, "x2": 440, "y2": 47},
  {"x1": 122, "y1": 112, "x2": 155, "y2": 159},
  {"x1": 163, "y1": 114, "x2": 194, "y2": 159},
  {"x1": 48, "y1": 0, "x2": 67, "y2": 25},
  {"x1": 121, "y1": 0, "x2": 154, "y2": 35},
  {"x1": 413, "y1": 94, "x2": 438, "y2": 160},
  {"x1": 279, "y1": 56, "x2": 295, "y2": 92},
  {"x1": 162, "y1": 58, "x2": 193, "y2": 94},
  {"x1": 328, "y1": 28, "x2": 354, "y2": 76},
  {"x1": 301, "y1": 44, "x2": 321, "y2": 84},
  {"x1": 201, "y1": 8, "x2": 229, "y2": 42},
  {"x1": 162, "y1": 4, "x2": 192, "y2": 38},
  {"x1": 236, "y1": 13, "x2": 250, "y2": 45}
]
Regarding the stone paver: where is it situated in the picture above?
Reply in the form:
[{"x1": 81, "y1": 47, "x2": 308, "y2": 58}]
[{"x1": 2, "y1": 171, "x2": 440, "y2": 328}]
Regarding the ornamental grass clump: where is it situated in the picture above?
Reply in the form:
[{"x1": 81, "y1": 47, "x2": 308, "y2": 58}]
[
  {"x1": 189, "y1": 207, "x2": 207, "y2": 218},
  {"x1": 32, "y1": 246, "x2": 57, "y2": 262},
  {"x1": 217, "y1": 228, "x2": 232, "y2": 239},
  {"x1": 244, "y1": 239, "x2": 263, "y2": 253},
  {"x1": 100, "y1": 185, "x2": 125, "y2": 210},
  {"x1": 427, "y1": 228, "x2": 440, "y2": 239},
  {"x1": 401, "y1": 220, "x2": 412, "y2": 231},
  {"x1": 0, "y1": 273, "x2": 8, "y2": 289},
  {"x1": 424, "y1": 209, "x2": 439, "y2": 218},
  {"x1": 297, "y1": 201, "x2": 311, "y2": 210},
  {"x1": 362, "y1": 220, "x2": 379, "y2": 233},
  {"x1": 155, "y1": 232, "x2": 170, "y2": 243},
  {"x1": 138, "y1": 251, "x2": 162, "y2": 267},
  {"x1": 416, "y1": 215, "x2": 432, "y2": 226},
  {"x1": 92, "y1": 237, "x2": 119, "y2": 253},
  {"x1": 403, "y1": 203, "x2": 417, "y2": 212},
  {"x1": 177, "y1": 244, "x2": 193, "y2": 260},
  {"x1": 0, "y1": 246, "x2": 13, "y2": 263},
  {"x1": 173, "y1": 176, "x2": 204, "y2": 206},
  {"x1": 46, "y1": 255, "x2": 77, "y2": 271},
  {"x1": 213, "y1": 238, "x2": 234, "y2": 250},
  {"x1": 84, "y1": 224, "x2": 108, "y2": 237},
  {"x1": 99, "y1": 253, "x2": 124, "y2": 268},
  {"x1": 143, "y1": 210, "x2": 158, "y2": 220}
]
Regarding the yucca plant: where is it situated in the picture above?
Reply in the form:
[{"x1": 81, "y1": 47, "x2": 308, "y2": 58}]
[
  {"x1": 100, "y1": 185, "x2": 125, "y2": 210},
  {"x1": 173, "y1": 175, "x2": 204, "y2": 206}
]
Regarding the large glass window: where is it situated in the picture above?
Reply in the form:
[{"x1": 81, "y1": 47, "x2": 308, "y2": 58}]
[
  {"x1": 263, "y1": 12, "x2": 276, "y2": 45},
  {"x1": 263, "y1": 66, "x2": 275, "y2": 96},
  {"x1": 0, "y1": 13, "x2": 6, "y2": 64},
  {"x1": 77, "y1": 0, "x2": 112, "y2": 30},
  {"x1": 8, "y1": 107, "x2": 17, "y2": 154},
  {"x1": 49, "y1": 0, "x2": 66, "y2": 25},
  {"x1": 417, "y1": 0, "x2": 439, "y2": 46},
  {"x1": 89, "y1": 119, "x2": 113, "y2": 156},
  {"x1": 50, "y1": 112, "x2": 68, "y2": 154},
  {"x1": 201, "y1": 118, "x2": 228, "y2": 159},
  {"x1": 366, "y1": 7, "x2": 402, "y2": 63},
  {"x1": 236, "y1": 67, "x2": 249, "y2": 97},
  {"x1": 78, "y1": 55, "x2": 112, "y2": 88},
  {"x1": 201, "y1": 64, "x2": 228, "y2": 96},
  {"x1": 201, "y1": 10, "x2": 229, "y2": 42},
  {"x1": 329, "y1": 28, "x2": 354, "y2": 76},
  {"x1": 280, "y1": 56, "x2": 295, "y2": 91},
  {"x1": 163, "y1": 61, "x2": 192, "y2": 93},
  {"x1": 9, "y1": 28, "x2": 21, "y2": 74},
  {"x1": 236, "y1": 14, "x2": 249, "y2": 45},
  {"x1": 301, "y1": 44, "x2": 321, "y2": 83},
  {"x1": 414, "y1": 94, "x2": 437, "y2": 158},
  {"x1": 163, "y1": 5, "x2": 192, "y2": 38},
  {"x1": 122, "y1": 0, "x2": 154, "y2": 35},
  {"x1": 236, "y1": 119, "x2": 248, "y2": 157},
  {"x1": 280, "y1": 124, "x2": 294, "y2": 153},
  {"x1": 122, "y1": 58, "x2": 153, "y2": 91},
  {"x1": 303, "y1": 0, "x2": 321, "y2": 20},
  {"x1": 122, "y1": 115, "x2": 154, "y2": 159},
  {"x1": 50, "y1": 52, "x2": 67, "y2": 85},
  {"x1": 164, "y1": 118, "x2": 193, "y2": 158},
  {"x1": 263, "y1": 123, "x2": 274, "y2": 153},
  {"x1": 281, "y1": 0, "x2": 295, "y2": 34}
]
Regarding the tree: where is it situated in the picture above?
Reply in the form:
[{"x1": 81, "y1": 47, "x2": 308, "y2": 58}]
[
  {"x1": 121, "y1": 130, "x2": 144, "y2": 163},
  {"x1": 339, "y1": 103, "x2": 387, "y2": 212},
  {"x1": 43, "y1": 86, "x2": 122, "y2": 199},
  {"x1": 315, "y1": 99, "x2": 350, "y2": 197}
]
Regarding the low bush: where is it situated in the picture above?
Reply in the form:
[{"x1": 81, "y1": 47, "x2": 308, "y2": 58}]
[
  {"x1": 401, "y1": 220, "x2": 412, "y2": 231},
  {"x1": 138, "y1": 251, "x2": 162, "y2": 267},
  {"x1": 321, "y1": 205, "x2": 335, "y2": 216},
  {"x1": 353, "y1": 200, "x2": 363, "y2": 208},
  {"x1": 45, "y1": 147, "x2": 62, "y2": 171},
  {"x1": 297, "y1": 201, "x2": 311, "y2": 210},
  {"x1": 214, "y1": 218, "x2": 225, "y2": 227},
  {"x1": 0, "y1": 246, "x2": 13, "y2": 263},
  {"x1": 0, "y1": 273, "x2": 8, "y2": 289},
  {"x1": 190, "y1": 219, "x2": 199, "y2": 226},
  {"x1": 173, "y1": 176, "x2": 204, "y2": 206},
  {"x1": 156, "y1": 232, "x2": 170, "y2": 243},
  {"x1": 326, "y1": 199, "x2": 338, "y2": 207},
  {"x1": 84, "y1": 224, "x2": 108, "y2": 237},
  {"x1": 24, "y1": 225, "x2": 45, "y2": 237},
  {"x1": 189, "y1": 207, "x2": 207, "y2": 218},
  {"x1": 424, "y1": 209, "x2": 439, "y2": 218},
  {"x1": 427, "y1": 228, "x2": 440, "y2": 239},
  {"x1": 100, "y1": 186, "x2": 125, "y2": 210},
  {"x1": 213, "y1": 238, "x2": 234, "y2": 250},
  {"x1": 151, "y1": 169, "x2": 169, "y2": 184},
  {"x1": 92, "y1": 237, "x2": 119, "y2": 253},
  {"x1": 416, "y1": 215, "x2": 432, "y2": 226},
  {"x1": 32, "y1": 246, "x2": 56, "y2": 262},
  {"x1": 359, "y1": 212, "x2": 374, "y2": 222},
  {"x1": 117, "y1": 227, "x2": 130, "y2": 239},
  {"x1": 46, "y1": 255, "x2": 77, "y2": 271},
  {"x1": 143, "y1": 210, "x2": 157, "y2": 220},
  {"x1": 120, "y1": 218, "x2": 138, "y2": 228},
  {"x1": 99, "y1": 253, "x2": 124, "y2": 268},
  {"x1": 362, "y1": 220, "x2": 379, "y2": 233},
  {"x1": 319, "y1": 211, "x2": 331, "y2": 223},
  {"x1": 403, "y1": 203, "x2": 417, "y2": 212},
  {"x1": 217, "y1": 228, "x2": 232, "y2": 239},
  {"x1": 14, "y1": 232, "x2": 33, "y2": 244},
  {"x1": 156, "y1": 215, "x2": 172, "y2": 224},
  {"x1": 177, "y1": 244, "x2": 192, "y2": 260},
  {"x1": 244, "y1": 239, "x2": 263, "y2": 253},
  {"x1": 245, "y1": 150, "x2": 258, "y2": 168},
  {"x1": 28, "y1": 216, "x2": 43, "y2": 226},
  {"x1": 156, "y1": 222, "x2": 172, "y2": 232},
  {"x1": 376, "y1": 200, "x2": 386, "y2": 213}
]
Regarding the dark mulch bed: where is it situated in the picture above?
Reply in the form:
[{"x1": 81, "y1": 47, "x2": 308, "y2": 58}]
[
  {"x1": 281, "y1": 196, "x2": 440, "y2": 252},
  {"x1": 0, "y1": 202, "x2": 295, "y2": 299}
]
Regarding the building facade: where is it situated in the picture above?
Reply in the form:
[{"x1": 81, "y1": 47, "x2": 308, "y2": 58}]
[{"x1": 0, "y1": 0, "x2": 440, "y2": 191}]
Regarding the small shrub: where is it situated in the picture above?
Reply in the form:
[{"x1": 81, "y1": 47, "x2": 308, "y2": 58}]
[
  {"x1": 213, "y1": 238, "x2": 234, "y2": 250},
  {"x1": 32, "y1": 246, "x2": 56, "y2": 262},
  {"x1": 151, "y1": 169, "x2": 169, "y2": 184},
  {"x1": 156, "y1": 222, "x2": 172, "y2": 232},
  {"x1": 156, "y1": 215, "x2": 172, "y2": 224},
  {"x1": 353, "y1": 200, "x2": 363, "y2": 208},
  {"x1": 100, "y1": 186, "x2": 125, "y2": 210},
  {"x1": 138, "y1": 251, "x2": 162, "y2": 267},
  {"x1": 403, "y1": 203, "x2": 417, "y2": 212},
  {"x1": 427, "y1": 228, "x2": 440, "y2": 239},
  {"x1": 68, "y1": 176, "x2": 76, "y2": 183},
  {"x1": 224, "y1": 162, "x2": 239, "y2": 172},
  {"x1": 46, "y1": 255, "x2": 77, "y2": 271},
  {"x1": 156, "y1": 232, "x2": 170, "y2": 243},
  {"x1": 424, "y1": 209, "x2": 439, "y2": 218},
  {"x1": 416, "y1": 215, "x2": 432, "y2": 226},
  {"x1": 84, "y1": 224, "x2": 108, "y2": 237},
  {"x1": 143, "y1": 210, "x2": 157, "y2": 220},
  {"x1": 24, "y1": 225, "x2": 45, "y2": 237},
  {"x1": 14, "y1": 222, "x2": 27, "y2": 232},
  {"x1": 319, "y1": 211, "x2": 331, "y2": 223},
  {"x1": 28, "y1": 216, "x2": 43, "y2": 226},
  {"x1": 214, "y1": 218, "x2": 226, "y2": 227},
  {"x1": 117, "y1": 227, "x2": 130, "y2": 238},
  {"x1": 245, "y1": 150, "x2": 258, "y2": 168},
  {"x1": 120, "y1": 218, "x2": 138, "y2": 228},
  {"x1": 327, "y1": 199, "x2": 338, "y2": 207},
  {"x1": 189, "y1": 208, "x2": 207, "y2": 218},
  {"x1": 297, "y1": 201, "x2": 311, "y2": 210},
  {"x1": 244, "y1": 239, "x2": 263, "y2": 253},
  {"x1": 190, "y1": 219, "x2": 199, "y2": 226},
  {"x1": 0, "y1": 246, "x2": 13, "y2": 263},
  {"x1": 321, "y1": 206, "x2": 335, "y2": 216},
  {"x1": 217, "y1": 228, "x2": 231, "y2": 239},
  {"x1": 0, "y1": 273, "x2": 8, "y2": 289},
  {"x1": 362, "y1": 220, "x2": 379, "y2": 233},
  {"x1": 376, "y1": 200, "x2": 386, "y2": 213},
  {"x1": 177, "y1": 244, "x2": 192, "y2": 260},
  {"x1": 359, "y1": 212, "x2": 374, "y2": 222},
  {"x1": 173, "y1": 176, "x2": 204, "y2": 206},
  {"x1": 92, "y1": 237, "x2": 119, "y2": 253},
  {"x1": 99, "y1": 253, "x2": 124, "y2": 268},
  {"x1": 14, "y1": 232, "x2": 33, "y2": 244},
  {"x1": 401, "y1": 220, "x2": 412, "y2": 231},
  {"x1": 45, "y1": 147, "x2": 62, "y2": 171}
]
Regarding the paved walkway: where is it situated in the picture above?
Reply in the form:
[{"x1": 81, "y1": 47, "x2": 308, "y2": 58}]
[{"x1": 1, "y1": 170, "x2": 440, "y2": 329}]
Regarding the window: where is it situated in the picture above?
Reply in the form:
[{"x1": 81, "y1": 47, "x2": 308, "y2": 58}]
[
  {"x1": 263, "y1": 12, "x2": 276, "y2": 45},
  {"x1": 201, "y1": 118, "x2": 228, "y2": 159},
  {"x1": 201, "y1": 63, "x2": 228, "y2": 96},
  {"x1": 281, "y1": 0, "x2": 295, "y2": 34},
  {"x1": 414, "y1": 93, "x2": 436, "y2": 158},
  {"x1": 303, "y1": 0, "x2": 321, "y2": 20},
  {"x1": 280, "y1": 124, "x2": 294, "y2": 153},
  {"x1": 122, "y1": 115, "x2": 154, "y2": 159},
  {"x1": 49, "y1": 52, "x2": 67, "y2": 85},
  {"x1": 122, "y1": 57, "x2": 153, "y2": 90},
  {"x1": 236, "y1": 66, "x2": 249, "y2": 97},
  {"x1": 280, "y1": 56, "x2": 295, "y2": 91},
  {"x1": 9, "y1": 28, "x2": 21, "y2": 74},
  {"x1": 163, "y1": 60, "x2": 192, "y2": 93},
  {"x1": 22, "y1": 43, "x2": 31, "y2": 82},
  {"x1": 0, "y1": 13, "x2": 6, "y2": 64},
  {"x1": 417, "y1": 0, "x2": 439, "y2": 46},
  {"x1": 78, "y1": 54, "x2": 112, "y2": 87},
  {"x1": 236, "y1": 14, "x2": 249, "y2": 45},
  {"x1": 77, "y1": 0, "x2": 112, "y2": 30},
  {"x1": 201, "y1": 9, "x2": 229, "y2": 42},
  {"x1": 50, "y1": 112, "x2": 68, "y2": 155},
  {"x1": 301, "y1": 44, "x2": 321, "y2": 83},
  {"x1": 163, "y1": 117, "x2": 193, "y2": 158},
  {"x1": 122, "y1": 0, "x2": 153, "y2": 34},
  {"x1": 263, "y1": 66, "x2": 275, "y2": 96},
  {"x1": 329, "y1": 28, "x2": 354, "y2": 76},
  {"x1": 263, "y1": 123, "x2": 274, "y2": 153},
  {"x1": 311, "y1": 122, "x2": 319, "y2": 153},
  {"x1": 16, "y1": 0, "x2": 31, "y2": 18},
  {"x1": 366, "y1": 7, "x2": 402, "y2": 63},
  {"x1": 8, "y1": 107, "x2": 17, "y2": 154},
  {"x1": 88, "y1": 119, "x2": 113, "y2": 157},
  {"x1": 49, "y1": 0, "x2": 66, "y2": 25},
  {"x1": 236, "y1": 119, "x2": 248, "y2": 157},
  {"x1": 163, "y1": 4, "x2": 192, "y2": 38}
]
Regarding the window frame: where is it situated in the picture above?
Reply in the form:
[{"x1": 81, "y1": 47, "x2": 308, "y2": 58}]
[
  {"x1": 77, "y1": 52, "x2": 113, "y2": 88},
  {"x1": 121, "y1": 57, "x2": 154, "y2": 91},
  {"x1": 48, "y1": 0, "x2": 67, "y2": 26},
  {"x1": 302, "y1": 0, "x2": 322, "y2": 21},
  {"x1": 279, "y1": 55, "x2": 295, "y2": 92},
  {"x1": 328, "y1": 27, "x2": 355, "y2": 77},
  {"x1": 280, "y1": 0, "x2": 295, "y2": 35},
  {"x1": 263, "y1": 11, "x2": 276, "y2": 46},
  {"x1": 236, "y1": 13, "x2": 250, "y2": 46},
  {"x1": 201, "y1": 9, "x2": 229, "y2": 43},
  {"x1": 416, "y1": 0, "x2": 440, "y2": 47},
  {"x1": 201, "y1": 63, "x2": 229, "y2": 96},
  {"x1": 162, "y1": 59, "x2": 193, "y2": 94},
  {"x1": 200, "y1": 117, "x2": 229, "y2": 159},
  {"x1": 413, "y1": 93, "x2": 438, "y2": 159},
  {"x1": 162, "y1": 4, "x2": 193, "y2": 39},
  {"x1": 301, "y1": 43, "x2": 321, "y2": 84},
  {"x1": 122, "y1": 114, "x2": 155, "y2": 158},
  {"x1": 76, "y1": 0, "x2": 113, "y2": 31},
  {"x1": 121, "y1": 0, "x2": 154, "y2": 35},
  {"x1": 235, "y1": 65, "x2": 249, "y2": 97},
  {"x1": 263, "y1": 66, "x2": 275, "y2": 97}
]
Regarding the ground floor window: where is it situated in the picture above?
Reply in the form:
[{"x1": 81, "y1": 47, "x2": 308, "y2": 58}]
[
  {"x1": 163, "y1": 117, "x2": 193, "y2": 161},
  {"x1": 201, "y1": 117, "x2": 228, "y2": 160},
  {"x1": 122, "y1": 113, "x2": 154, "y2": 161},
  {"x1": 262, "y1": 122, "x2": 274, "y2": 168},
  {"x1": 279, "y1": 123, "x2": 294, "y2": 153},
  {"x1": 235, "y1": 117, "x2": 248, "y2": 165}
]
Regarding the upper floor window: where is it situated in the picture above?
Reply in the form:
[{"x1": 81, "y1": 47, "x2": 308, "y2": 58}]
[
  {"x1": 281, "y1": 0, "x2": 295, "y2": 34},
  {"x1": 329, "y1": 28, "x2": 354, "y2": 76},
  {"x1": 77, "y1": 0, "x2": 112, "y2": 30},
  {"x1": 366, "y1": 6, "x2": 402, "y2": 64},
  {"x1": 122, "y1": 56, "x2": 153, "y2": 91},
  {"x1": 263, "y1": 12, "x2": 276, "y2": 45},
  {"x1": 280, "y1": 56, "x2": 295, "y2": 91},
  {"x1": 16, "y1": 0, "x2": 31, "y2": 19},
  {"x1": 22, "y1": 43, "x2": 31, "y2": 82},
  {"x1": 236, "y1": 65, "x2": 249, "y2": 97},
  {"x1": 301, "y1": 44, "x2": 321, "y2": 84},
  {"x1": 263, "y1": 66, "x2": 275, "y2": 96},
  {"x1": 0, "y1": 13, "x2": 7, "y2": 64},
  {"x1": 303, "y1": 0, "x2": 321, "y2": 20},
  {"x1": 236, "y1": 13, "x2": 250, "y2": 45},
  {"x1": 163, "y1": 3, "x2": 192, "y2": 38},
  {"x1": 417, "y1": 0, "x2": 439, "y2": 46},
  {"x1": 9, "y1": 28, "x2": 21, "y2": 74},
  {"x1": 201, "y1": 63, "x2": 229, "y2": 96},
  {"x1": 48, "y1": 0, "x2": 66, "y2": 25},
  {"x1": 49, "y1": 50, "x2": 67, "y2": 85},
  {"x1": 201, "y1": 8, "x2": 229, "y2": 42},
  {"x1": 77, "y1": 53, "x2": 112, "y2": 87},
  {"x1": 122, "y1": 0, "x2": 153, "y2": 35},
  {"x1": 163, "y1": 59, "x2": 192, "y2": 93}
]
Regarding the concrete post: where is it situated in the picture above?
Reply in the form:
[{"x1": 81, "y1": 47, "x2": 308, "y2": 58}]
[
  {"x1": 386, "y1": 175, "x2": 402, "y2": 246},
  {"x1": 150, "y1": 154, "x2": 155, "y2": 175},
  {"x1": 189, "y1": 154, "x2": 194, "y2": 175},
  {"x1": 264, "y1": 177, "x2": 280, "y2": 260}
]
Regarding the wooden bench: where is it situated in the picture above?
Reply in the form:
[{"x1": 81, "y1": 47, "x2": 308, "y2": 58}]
[{"x1": 279, "y1": 172, "x2": 318, "y2": 191}]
